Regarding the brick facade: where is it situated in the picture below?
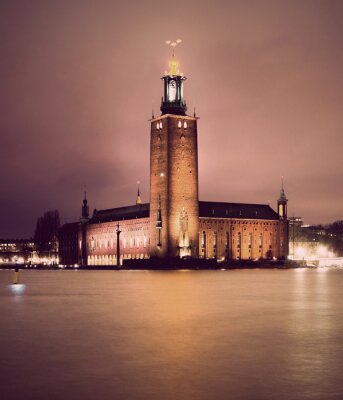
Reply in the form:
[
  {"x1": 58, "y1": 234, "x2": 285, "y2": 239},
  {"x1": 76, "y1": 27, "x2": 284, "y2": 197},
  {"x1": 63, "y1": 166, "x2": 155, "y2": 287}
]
[
  {"x1": 85, "y1": 218, "x2": 150, "y2": 266},
  {"x1": 69, "y1": 212, "x2": 288, "y2": 265},
  {"x1": 149, "y1": 115, "x2": 199, "y2": 258},
  {"x1": 199, "y1": 218, "x2": 288, "y2": 260}
]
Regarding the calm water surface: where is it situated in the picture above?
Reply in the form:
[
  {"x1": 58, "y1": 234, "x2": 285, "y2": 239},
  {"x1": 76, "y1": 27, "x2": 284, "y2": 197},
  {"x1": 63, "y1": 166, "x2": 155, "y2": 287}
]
[{"x1": 1, "y1": 268, "x2": 343, "y2": 400}]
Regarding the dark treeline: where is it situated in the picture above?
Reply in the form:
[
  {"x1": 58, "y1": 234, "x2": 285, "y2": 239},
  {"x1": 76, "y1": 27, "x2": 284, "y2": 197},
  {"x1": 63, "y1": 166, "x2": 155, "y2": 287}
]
[
  {"x1": 327, "y1": 220, "x2": 343, "y2": 235},
  {"x1": 34, "y1": 210, "x2": 60, "y2": 251},
  {"x1": 292, "y1": 220, "x2": 343, "y2": 256}
]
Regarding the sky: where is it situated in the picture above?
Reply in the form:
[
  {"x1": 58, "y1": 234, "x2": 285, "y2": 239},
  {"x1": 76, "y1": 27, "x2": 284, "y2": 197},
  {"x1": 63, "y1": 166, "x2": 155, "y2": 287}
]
[{"x1": 0, "y1": 0, "x2": 342, "y2": 237}]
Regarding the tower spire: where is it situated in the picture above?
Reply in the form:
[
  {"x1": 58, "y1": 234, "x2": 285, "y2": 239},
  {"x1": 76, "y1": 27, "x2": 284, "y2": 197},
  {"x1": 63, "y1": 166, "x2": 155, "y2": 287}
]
[
  {"x1": 278, "y1": 176, "x2": 287, "y2": 202},
  {"x1": 136, "y1": 181, "x2": 142, "y2": 205},
  {"x1": 277, "y1": 177, "x2": 288, "y2": 219},
  {"x1": 161, "y1": 40, "x2": 187, "y2": 116},
  {"x1": 81, "y1": 186, "x2": 89, "y2": 222}
]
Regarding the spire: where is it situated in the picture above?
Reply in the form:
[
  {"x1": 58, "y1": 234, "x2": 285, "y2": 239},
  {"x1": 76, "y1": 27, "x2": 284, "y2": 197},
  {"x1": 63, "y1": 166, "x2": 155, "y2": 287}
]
[
  {"x1": 81, "y1": 187, "x2": 89, "y2": 221},
  {"x1": 168, "y1": 53, "x2": 180, "y2": 76},
  {"x1": 278, "y1": 176, "x2": 287, "y2": 202},
  {"x1": 136, "y1": 181, "x2": 142, "y2": 205},
  {"x1": 83, "y1": 187, "x2": 87, "y2": 203},
  {"x1": 165, "y1": 39, "x2": 182, "y2": 76}
]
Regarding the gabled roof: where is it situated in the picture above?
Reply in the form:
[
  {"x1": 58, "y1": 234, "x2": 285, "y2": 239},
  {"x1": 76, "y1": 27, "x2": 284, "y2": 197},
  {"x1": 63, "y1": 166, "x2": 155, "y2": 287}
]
[
  {"x1": 199, "y1": 201, "x2": 279, "y2": 220},
  {"x1": 90, "y1": 203, "x2": 149, "y2": 224}
]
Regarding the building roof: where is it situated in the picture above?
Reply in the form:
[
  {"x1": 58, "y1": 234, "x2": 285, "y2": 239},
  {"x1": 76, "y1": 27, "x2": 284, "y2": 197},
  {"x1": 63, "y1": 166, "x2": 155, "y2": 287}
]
[
  {"x1": 75, "y1": 201, "x2": 279, "y2": 225},
  {"x1": 90, "y1": 203, "x2": 149, "y2": 224},
  {"x1": 199, "y1": 201, "x2": 279, "y2": 220}
]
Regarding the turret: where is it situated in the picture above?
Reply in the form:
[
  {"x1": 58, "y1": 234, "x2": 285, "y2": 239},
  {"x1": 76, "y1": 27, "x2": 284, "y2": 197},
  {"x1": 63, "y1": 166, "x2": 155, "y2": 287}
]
[
  {"x1": 80, "y1": 191, "x2": 89, "y2": 223},
  {"x1": 136, "y1": 181, "x2": 142, "y2": 205},
  {"x1": 277, "y1": 179, "x2": 288, "y2": 220},
  {"x1": 81, "y1": 191, "x2": 89, "y2": 223}
]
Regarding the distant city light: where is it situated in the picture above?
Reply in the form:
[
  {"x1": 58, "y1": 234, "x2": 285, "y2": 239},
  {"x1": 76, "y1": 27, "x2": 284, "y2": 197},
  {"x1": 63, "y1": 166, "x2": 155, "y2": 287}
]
[{"x1": 291, "y1": 243, "x2": 336, "y2": 261}]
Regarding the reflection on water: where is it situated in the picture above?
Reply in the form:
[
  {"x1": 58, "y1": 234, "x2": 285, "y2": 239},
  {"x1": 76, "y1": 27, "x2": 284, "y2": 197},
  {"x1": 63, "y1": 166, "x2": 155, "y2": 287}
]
[
  {"x1": 8, "y1": 283, "x2": 26, "y2": 295},
  {"x1": 1, "y1": 269, "x2": 343, "y2": 400}
]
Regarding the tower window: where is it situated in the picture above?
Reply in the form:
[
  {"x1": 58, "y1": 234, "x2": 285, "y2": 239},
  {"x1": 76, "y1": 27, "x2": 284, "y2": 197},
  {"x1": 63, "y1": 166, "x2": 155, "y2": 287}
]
[
  {"x1": 237, "y1": 232, "x2": 241, "y2": 248},
  {"x1": 248, "y1": 233, "x2": 252, "y2": 249},
  {"x1": 183, "y1": 121, "x2": 187, "y2": 129},
  {"x1": 201, "y1": 231, "x2": 206, "y2": 248},
  {"x1": 178, "y1": 120, "x2": 182, "y2": 128}
]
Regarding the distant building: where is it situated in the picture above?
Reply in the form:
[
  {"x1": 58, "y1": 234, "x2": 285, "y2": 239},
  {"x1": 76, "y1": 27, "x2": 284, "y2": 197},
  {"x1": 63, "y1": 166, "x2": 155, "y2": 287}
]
[
  {"x1": 289, "y1": 216, "x2": 303, "y2": 229},
  {"x1": 0, "y1": 239, "x2": 34, "y2": 263},
  {"x1": 59, "y1": 52, "x2": 289, "y2": 266}
]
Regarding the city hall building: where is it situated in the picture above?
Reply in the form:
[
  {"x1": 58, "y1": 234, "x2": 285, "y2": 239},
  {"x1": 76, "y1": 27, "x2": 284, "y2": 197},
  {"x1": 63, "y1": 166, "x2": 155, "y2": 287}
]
[{"x1": 59, "y1": 53, "x2": 289, "y2": 266}]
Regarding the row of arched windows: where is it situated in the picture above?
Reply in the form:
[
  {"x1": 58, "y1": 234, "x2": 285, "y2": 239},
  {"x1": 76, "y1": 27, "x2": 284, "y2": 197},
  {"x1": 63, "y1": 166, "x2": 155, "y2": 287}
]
[{"x1": 155, "y1": 119, "x2": 188, "y2": 130}]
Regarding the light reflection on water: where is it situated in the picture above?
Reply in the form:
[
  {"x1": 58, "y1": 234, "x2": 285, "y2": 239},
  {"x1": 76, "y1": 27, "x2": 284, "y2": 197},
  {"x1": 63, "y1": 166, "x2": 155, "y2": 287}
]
[
  {"x1": 1, "y1": 269, "x2": 343, "y2": 400},
  {"x1": 8, "y1": 283, "x2": 26, "y2": 295}
]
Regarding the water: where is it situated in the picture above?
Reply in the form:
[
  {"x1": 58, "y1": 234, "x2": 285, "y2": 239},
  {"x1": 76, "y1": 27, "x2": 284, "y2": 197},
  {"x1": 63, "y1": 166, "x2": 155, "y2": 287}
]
[{"x1": 1, "y1": 268, "x2": 343, "y2": 400}]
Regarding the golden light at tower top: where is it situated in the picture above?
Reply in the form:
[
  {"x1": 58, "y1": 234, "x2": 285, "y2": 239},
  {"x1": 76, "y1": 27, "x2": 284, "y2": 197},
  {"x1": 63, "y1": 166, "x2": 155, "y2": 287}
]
[
  {"x1": 161, "y1": 39, "x2": 187, "y2": 115},
  {"x1": 165, "y1": 39, "x2": 182, "y2": 76}
]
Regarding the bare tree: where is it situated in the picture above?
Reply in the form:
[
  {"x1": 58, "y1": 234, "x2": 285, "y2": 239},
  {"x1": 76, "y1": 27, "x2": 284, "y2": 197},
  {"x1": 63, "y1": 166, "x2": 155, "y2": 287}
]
[{"x1": 34, "y1": 210, "x2": 60, "y2": 251}]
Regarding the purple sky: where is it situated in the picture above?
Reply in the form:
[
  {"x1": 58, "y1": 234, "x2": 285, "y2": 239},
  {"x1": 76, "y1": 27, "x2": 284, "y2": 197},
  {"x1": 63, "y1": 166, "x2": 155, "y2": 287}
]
[{"x1": 0, "y1": 0, "x2": 342, "y2": 237}]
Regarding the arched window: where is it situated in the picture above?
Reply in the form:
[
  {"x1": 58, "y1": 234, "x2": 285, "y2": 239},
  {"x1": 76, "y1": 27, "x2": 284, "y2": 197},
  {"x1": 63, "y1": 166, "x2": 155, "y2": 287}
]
[{"x1": 237, "y1": 232, "x2": 241, "y2": 248}]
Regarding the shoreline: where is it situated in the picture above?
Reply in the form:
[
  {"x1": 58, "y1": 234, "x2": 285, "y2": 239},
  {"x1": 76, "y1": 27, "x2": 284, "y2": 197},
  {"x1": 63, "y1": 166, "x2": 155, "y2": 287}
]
[{"x1": 0, "y1": 259, "x2": 308, "y2": 271}]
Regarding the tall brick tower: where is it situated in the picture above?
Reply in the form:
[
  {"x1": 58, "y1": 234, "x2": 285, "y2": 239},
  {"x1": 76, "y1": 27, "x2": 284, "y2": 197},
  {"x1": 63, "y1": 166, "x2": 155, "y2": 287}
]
[{"x1": 149, "y1": 52, "x2": 199, "y2": 259}]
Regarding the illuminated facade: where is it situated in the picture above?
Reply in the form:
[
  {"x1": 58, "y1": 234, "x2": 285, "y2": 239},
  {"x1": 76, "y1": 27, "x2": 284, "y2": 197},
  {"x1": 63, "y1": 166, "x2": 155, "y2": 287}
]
[
  {"x1": 0, "y1": 239, "x2": 34, "y2": 264},
  {"x1": 59, "y1": 53, "x2": 289, "y2": 266}
]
